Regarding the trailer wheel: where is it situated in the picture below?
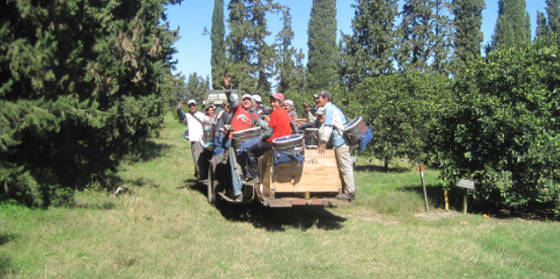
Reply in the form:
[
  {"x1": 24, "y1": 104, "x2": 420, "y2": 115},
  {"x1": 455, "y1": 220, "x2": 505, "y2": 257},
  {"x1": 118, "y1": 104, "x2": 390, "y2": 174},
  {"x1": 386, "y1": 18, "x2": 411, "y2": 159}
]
[{"x1": 207, "y1": 158, "x2": 215, "y2": 204}]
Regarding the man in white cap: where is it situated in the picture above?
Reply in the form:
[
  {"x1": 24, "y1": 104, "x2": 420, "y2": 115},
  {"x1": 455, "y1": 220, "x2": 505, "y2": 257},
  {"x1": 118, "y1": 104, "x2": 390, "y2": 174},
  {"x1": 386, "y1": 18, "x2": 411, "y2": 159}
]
[
  {"x1": 316, "y1": 90, "x2": 355, "y2": 201},
  {"x1": 177, "y1": 99, "x2": 211, "y2": 180},
  {"x1": 283, "y1": 99, "x2": 298, "y2": 122},
  {"x1": 252, "y1": 94, "x2": 264, "y2": 115},
  {"x1": 223, "y1": 76, "x2": 261, "y2": 200}
]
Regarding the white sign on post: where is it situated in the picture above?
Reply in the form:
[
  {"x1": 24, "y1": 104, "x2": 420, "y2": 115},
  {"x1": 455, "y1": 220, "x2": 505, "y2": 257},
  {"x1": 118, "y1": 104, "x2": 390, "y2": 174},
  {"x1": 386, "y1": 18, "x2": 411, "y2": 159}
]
[{"x1": 456, "y1": 179, "x2": 475, "y2": 190}]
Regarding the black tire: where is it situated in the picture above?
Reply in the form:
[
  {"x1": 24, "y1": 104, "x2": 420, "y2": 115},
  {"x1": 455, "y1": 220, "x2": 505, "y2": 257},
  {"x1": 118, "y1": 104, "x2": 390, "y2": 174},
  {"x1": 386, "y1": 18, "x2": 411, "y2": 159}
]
[{"x1": 207, "y1": 159, "x2": 215, "y2": 204}]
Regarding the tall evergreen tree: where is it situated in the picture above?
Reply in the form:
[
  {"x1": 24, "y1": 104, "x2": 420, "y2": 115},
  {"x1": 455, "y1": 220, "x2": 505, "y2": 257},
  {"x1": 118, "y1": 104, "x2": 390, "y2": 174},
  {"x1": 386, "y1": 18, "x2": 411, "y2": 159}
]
[
  {"x1": 225, "y1": 0, "x2": 278, "y2": 94},
  {"x1": 275, "y1": 5, "x2": 297, "y2": 93},
  {"x1": 340, "y1": 0, "x2": 398, "y2": 90},
  {"x1": 543, "y1": 0, "x2": 560, "y2": 44},
  {"x1": 307, "y1": 0, "x2": 338, "y2": 91},
  {"x1": 211, "y1": 0, "x2": 226, "y2": 89},
  {"x1": 253, "y1": 0, "x2": 279, "y2": 94},
  {"x1": 226, "y1": 0, "x2": 255, "y2": 92},
  {"x1": 185, "y1": 72, "x2": 210, "y2": 104},
  {"x1": 452, "y1": 0, "x2": 485, "y2": 73},
  {"x1": 0, "y1": 0, "x2": 179, "y2": 206},
  {"x1": 490, "y1": 0, "x2": 531, "y2": 50},
  {"x1": 293, "y1": 49, "x2": 307, "y2": 93},
  {"x1": 537, "y1": 11, "x2": 549, "y2": 38},
  {"x1": 396, "y1": 0, "x2": 434, "y2": 72},
  {"x1": 431, "y1": 0, "x2": 453, "y2": 74},
  {"x1": 546, "y1": 0, "x2": 560, "y2": 34}
]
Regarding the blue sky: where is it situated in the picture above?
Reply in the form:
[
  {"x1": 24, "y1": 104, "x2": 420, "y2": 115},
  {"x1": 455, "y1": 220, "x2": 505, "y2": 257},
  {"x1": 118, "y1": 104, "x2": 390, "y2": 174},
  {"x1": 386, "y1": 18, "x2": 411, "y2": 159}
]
[{"x1": 165, "y1": 0, "x2": 547, "y2": 87}]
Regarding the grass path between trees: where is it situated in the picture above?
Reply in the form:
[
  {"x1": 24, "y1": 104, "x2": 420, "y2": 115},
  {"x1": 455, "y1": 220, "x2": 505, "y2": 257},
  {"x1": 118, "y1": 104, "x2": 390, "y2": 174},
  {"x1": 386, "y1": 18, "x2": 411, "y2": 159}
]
[{"x1": 1, "y1": 113, "x2": 559, "y2": 278}]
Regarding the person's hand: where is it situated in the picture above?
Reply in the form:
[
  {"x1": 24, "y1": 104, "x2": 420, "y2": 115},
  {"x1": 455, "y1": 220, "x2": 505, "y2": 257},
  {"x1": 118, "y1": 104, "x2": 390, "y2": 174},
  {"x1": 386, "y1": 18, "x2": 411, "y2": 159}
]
[
  {"x1": 318, "y1": 143, "x2": 326, "y2": 154},
  {"x1": 223, "y1": 74, "x2": 231, "y2": 89},
  {"x1": 263, "y1": 115, "x2": 270, "y2": 122}
]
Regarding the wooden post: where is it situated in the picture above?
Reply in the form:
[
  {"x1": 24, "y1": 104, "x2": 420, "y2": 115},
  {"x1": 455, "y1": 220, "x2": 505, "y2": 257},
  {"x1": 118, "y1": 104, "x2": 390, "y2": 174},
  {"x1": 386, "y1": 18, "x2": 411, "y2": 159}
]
[
  {"x1": 444, "y1": 189, "x2": 449, "y2": 210},
  {"x1": 463, "y1": 189, "x2": 468, "y2": 214},
  {"x1": 419, "y1": 165, "x2": 429, "y2": 211},
  {"x1": 456, "y1": 179, "x2": 474, "y2": 214}
]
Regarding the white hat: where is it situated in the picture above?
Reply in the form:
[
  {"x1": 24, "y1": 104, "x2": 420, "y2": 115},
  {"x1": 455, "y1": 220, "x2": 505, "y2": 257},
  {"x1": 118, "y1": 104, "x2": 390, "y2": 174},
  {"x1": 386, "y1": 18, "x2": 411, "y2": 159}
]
[
  {"x1": 284, "y1": 99, "x2": 294, "y2": 106},
  {"x1": 241, "y1": 94, "x2": 253, "y2": 100},
  {"x1": 187, "y1": 99, "x2": 196, "y2": 105},
  {"x1": 252, "y1": 94, "x2": 263, "y2": 103}
]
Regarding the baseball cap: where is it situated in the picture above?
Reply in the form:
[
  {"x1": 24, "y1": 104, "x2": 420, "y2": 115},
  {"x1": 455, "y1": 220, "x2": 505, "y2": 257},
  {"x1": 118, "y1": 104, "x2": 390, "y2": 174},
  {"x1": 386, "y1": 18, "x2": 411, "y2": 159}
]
[
  {"x1": 270, "y1": 93, "x2": 285, "y2": 103},
  {"x1": 252, "y1": 94, "x2": 263, "y2": 103},
  {"x1": 318, "y1": 90, "x2": 332, "y2": 100},
  {"x1": 241, "y1": 94, "x2": 253, "y2": 100},
  {"x1": 284, "y1": 99, "x2": 294, "y2": 106},
  {"x1": 313, "y1": 94, "x2": 319, "y2": 99},
  {"x1": 187, "y1": 99, "x2": 196, "y2": 105}
]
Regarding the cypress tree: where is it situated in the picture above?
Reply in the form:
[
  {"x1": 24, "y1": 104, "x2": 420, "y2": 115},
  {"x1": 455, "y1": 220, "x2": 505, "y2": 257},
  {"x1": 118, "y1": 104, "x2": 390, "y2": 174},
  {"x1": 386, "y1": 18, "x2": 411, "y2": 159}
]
[
  {"x1": 537, "y1": 11, "x2": 549, "y2": 38},
  {"x1": 431, "y1": 0, "x2": 453, "y2": 75},
  {"x1": 275, "y1": 5, "x2": 297, "y2": 93},
  {"x1": 490, "y1": 0, "x2": 531, "y2": 50},
  {"x1": 226, "y1": 0, "x2": 278, "y2": 94},
  {"x1": 211, "y1": 0, "x2": 226, "y2": 89},
  {"x1": 396, "y1": 0, "x2": 434, "y2": 72},
  {"x1": 307, "y1": 0, "x2": 338, "y2": 91},
  {"x1": 452, "y1": 0, "x2": 485, "y2": 73},
  {"x1": 340, "y1": 0, "x2": 398, "y2": 90},
  {"x1": 0, "y1": 0, "x2": 178, "y2": 206},
  {"x1": 546, "y1": 0, "x2": 560, "y2": 34},
  {"x1": 544, "y1": 0, "x2": 560, "y2": 44},
  {"x1": 226, "y1": 0, "x2": 255, "y2": 91}
]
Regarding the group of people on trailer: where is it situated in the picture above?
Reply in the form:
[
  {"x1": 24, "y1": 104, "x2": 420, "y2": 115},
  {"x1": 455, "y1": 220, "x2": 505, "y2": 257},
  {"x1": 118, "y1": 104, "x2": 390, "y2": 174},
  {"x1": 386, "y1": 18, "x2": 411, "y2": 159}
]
[{"x1": 177, "y1": 76, "x2": 355, "y2": 202}]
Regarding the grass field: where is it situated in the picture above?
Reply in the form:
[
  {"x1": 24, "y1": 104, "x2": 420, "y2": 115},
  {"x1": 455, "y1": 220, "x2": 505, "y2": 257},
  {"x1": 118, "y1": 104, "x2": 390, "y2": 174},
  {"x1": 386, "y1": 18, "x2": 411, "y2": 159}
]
[{"x1": 1, "y1": 113, "x2": 559, "y2": 278}]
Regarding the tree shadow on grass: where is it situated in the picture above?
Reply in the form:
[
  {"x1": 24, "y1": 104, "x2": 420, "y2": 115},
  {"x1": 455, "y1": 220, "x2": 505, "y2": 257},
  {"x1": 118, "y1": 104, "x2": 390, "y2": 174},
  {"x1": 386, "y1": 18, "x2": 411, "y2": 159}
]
[
  {"x1": 72, "y1": 200, "x2": 116, "y2": 210},
  {"x1": 399, "y1": 184, "x2": 547, "y2": 219},
  {"x1": 0, "y1": 233, "x2": 16, "y2": 246},
  {"x1": 124, "y1": 177, "x2": 159, "y2": 188},
  {"x1": 125, "y1": 140, "x2": 172, "y2": 163},
  {"x1": 400, "y1": 184, "x2": 467, "y2": 211},
  {"x1": 0, "y1": 254, "x2": 13, "y2": 278},
  {"x1": 0, "y1": 233, "x2": 16, "y2": 277},
  {"x1": 354, "y1": 164, "x2": 409, "y2": 173},
  {"x1": 188, "y1": 180, "x2": 346, "y2": 231}
]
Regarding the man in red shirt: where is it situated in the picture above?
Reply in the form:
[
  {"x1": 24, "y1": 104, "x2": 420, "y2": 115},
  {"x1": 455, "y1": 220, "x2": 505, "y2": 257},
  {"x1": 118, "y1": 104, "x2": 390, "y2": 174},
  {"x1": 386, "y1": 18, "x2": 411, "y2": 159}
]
[
  {"x1": 265, "y1": 93, "x2": 292, "y2": 143},
  {"x1": 246, "y1": 93, "x2": 292, "y2": 181}
]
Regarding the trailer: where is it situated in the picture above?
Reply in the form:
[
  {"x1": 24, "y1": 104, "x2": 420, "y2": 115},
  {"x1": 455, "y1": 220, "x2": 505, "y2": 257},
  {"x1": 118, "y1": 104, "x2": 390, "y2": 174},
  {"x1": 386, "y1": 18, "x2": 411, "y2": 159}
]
[{"x1": 206, "y1": 147, "x2": 350, "y2": 207}]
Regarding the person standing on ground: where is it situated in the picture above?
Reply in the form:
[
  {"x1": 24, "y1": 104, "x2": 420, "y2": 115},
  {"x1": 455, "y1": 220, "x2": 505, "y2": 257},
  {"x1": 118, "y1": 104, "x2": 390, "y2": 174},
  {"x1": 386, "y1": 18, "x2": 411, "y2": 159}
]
[
  {"x1": 316, "y1": 90, "x2": 355, "y2": 201},
  {"x1": 177, "y1": 99, "x2": 211, "y2": 180}
]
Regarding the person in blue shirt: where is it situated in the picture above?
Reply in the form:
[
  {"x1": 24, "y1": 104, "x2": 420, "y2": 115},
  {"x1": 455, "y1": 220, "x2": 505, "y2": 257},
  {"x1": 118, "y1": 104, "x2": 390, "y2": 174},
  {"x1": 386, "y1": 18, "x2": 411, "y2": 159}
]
[{"x1": 316, "y1": 90, "x2": 355, "y2": 201}]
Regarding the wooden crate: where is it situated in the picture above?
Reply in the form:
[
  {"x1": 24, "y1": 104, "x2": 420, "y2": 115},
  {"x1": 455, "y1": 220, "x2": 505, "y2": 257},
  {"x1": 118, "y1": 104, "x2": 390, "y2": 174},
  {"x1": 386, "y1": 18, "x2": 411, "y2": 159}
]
[{"x1": 259, "y1": 149, "x2": 342, "y2": 195}]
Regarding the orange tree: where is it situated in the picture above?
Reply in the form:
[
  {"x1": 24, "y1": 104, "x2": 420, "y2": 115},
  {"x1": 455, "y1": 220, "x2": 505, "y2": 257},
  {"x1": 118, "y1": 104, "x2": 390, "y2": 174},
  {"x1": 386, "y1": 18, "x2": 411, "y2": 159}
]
[{"x1": 433, "y1": 42, "x2": 560, "y2": 217}]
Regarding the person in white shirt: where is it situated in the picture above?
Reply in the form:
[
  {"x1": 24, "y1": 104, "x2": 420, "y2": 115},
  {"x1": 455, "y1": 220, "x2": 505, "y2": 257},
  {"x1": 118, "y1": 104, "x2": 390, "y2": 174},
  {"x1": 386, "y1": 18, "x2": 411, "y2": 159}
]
[{"x1": 177, "y1": 99, "x2": 211, "y2": 180}]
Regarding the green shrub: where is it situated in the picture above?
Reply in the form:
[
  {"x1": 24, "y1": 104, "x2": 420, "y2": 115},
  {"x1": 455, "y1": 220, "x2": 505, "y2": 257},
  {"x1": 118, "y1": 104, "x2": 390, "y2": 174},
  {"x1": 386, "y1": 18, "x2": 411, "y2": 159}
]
[
  {"x1": 434, "y1": 43, "x2": 560, "y2": 217},
  {"x1": 350, "y1": 72, "x2": 452, "y2": 169}
]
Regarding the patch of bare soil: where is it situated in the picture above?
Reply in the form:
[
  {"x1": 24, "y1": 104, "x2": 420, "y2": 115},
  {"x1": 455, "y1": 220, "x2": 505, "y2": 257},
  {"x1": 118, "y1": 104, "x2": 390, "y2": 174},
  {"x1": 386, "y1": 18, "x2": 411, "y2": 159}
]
[{"x1": 414, "y1": 209, "x2": 460, "y2": 220}]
